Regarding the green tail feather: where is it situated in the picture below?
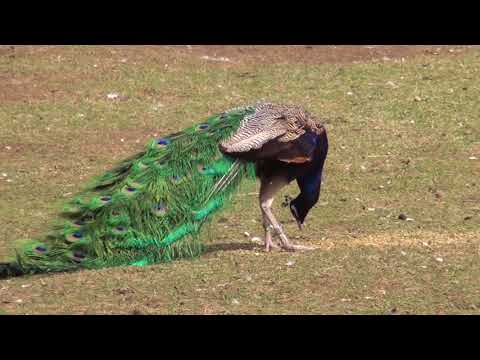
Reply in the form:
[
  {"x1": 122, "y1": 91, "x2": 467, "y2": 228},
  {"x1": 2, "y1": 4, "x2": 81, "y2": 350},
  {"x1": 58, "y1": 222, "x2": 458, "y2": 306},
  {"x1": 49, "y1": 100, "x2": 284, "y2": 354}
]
[{"x1": 2, "y1": 106, "x2": 257, "y2": 278}]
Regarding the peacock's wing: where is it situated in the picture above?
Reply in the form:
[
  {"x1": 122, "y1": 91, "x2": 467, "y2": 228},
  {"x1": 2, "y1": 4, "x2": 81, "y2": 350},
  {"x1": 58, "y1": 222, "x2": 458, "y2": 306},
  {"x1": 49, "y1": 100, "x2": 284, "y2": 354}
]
[{"x1": 219, "y1": 102, "x2": 325, "y2": 164}]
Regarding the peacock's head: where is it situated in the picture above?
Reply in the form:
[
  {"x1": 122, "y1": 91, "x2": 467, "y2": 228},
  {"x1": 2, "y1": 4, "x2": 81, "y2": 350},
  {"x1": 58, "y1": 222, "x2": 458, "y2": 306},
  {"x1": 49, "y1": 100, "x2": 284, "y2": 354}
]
[{"x1": 287, "y1": 196, "x2": 310, "y2": 230}]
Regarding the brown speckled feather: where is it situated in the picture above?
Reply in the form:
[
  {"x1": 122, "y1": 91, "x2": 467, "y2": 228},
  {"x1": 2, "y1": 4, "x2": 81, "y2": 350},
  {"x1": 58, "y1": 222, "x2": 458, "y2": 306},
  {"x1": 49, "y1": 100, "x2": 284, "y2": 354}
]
[{"x1": 220, "y1": 102, "x2": 325, "y2": 163}]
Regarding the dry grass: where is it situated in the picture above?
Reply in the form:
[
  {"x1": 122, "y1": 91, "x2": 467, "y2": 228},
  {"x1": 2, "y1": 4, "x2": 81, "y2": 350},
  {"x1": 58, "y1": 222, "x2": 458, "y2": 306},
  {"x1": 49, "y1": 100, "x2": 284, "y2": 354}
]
[{"x1": 0, "y1": 46, "x2": 479, "y2": 314}]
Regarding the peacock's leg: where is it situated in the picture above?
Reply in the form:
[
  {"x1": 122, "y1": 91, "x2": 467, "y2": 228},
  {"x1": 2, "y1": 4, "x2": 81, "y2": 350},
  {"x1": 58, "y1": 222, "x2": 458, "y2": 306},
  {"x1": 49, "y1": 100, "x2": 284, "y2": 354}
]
[
  {"x1": 262, "y1": 213, "x2": 279, "y2": 252},
  {"x1": 259, "y1": 176, "x2": 314, "y2": 251}
]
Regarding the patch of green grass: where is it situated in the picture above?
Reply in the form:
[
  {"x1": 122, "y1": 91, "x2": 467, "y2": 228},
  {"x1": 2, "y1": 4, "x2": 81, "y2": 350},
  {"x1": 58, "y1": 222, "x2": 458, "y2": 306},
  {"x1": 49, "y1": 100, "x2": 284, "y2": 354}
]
[{"x1": 0, "y1": 46, "x2": 479, "y2": 314}]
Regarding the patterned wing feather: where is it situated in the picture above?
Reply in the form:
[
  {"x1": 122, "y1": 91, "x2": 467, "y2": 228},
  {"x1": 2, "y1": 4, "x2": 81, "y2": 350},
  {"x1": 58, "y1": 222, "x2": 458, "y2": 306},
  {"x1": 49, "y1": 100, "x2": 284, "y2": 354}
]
[{"x1": 220, "y1": 102, "x2": 324, "y2": 164}]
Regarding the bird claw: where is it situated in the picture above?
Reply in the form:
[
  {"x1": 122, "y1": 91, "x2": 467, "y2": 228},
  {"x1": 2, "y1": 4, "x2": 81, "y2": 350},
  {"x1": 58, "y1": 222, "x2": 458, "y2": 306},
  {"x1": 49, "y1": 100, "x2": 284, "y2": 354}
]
[
  {"x1": 276, "y1": 233, "x2": 307, "y2": 252},
  {"x1": 264, "y1": 241, "x2": 280, "y2": 252},
  {"x1": 280, "y1": 244, "x2": 317, "y2": 252}
]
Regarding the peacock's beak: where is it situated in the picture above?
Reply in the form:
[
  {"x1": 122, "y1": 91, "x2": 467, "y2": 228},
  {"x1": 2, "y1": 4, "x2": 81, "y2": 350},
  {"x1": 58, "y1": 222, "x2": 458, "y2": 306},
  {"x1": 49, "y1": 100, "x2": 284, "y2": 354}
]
[
  {"x1": 295, "y1": 218, "x2": 303, "y2": 230},
  {"x1": 290, "y1": 203, "x2": 302, "y2": 230}
]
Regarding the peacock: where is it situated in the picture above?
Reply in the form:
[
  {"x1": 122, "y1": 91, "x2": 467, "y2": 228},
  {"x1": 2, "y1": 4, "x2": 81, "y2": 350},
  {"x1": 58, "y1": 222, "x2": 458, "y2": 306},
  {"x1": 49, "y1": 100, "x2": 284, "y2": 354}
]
[{"x1": 0, "y1": 102, "x2": 328, "y2": 279}]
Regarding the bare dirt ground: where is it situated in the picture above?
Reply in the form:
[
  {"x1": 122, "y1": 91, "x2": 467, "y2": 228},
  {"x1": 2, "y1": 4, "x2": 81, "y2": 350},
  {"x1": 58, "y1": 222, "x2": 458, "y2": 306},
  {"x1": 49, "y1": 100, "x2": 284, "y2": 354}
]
[
  {"x1": 0, "y1": 45, "x2": 477, "y2": 103},
  {"x1": 1, "y1": 45, "x2": 476, "y2": 64}
]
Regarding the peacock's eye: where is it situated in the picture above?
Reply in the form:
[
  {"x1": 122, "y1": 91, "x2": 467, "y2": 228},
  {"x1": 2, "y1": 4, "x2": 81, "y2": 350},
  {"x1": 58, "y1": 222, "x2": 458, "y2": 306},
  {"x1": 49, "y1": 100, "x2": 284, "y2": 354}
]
[
  {"x1": 73, "y1": 251, "x2": 86, "y2": 259},
  {"x1": 66, "y1": 231, "x2": 84, "y2": 243},
  {"x1": 197, "y1": 164, "x2": 208, "y2": 173},
  {"x1": 112, "y1": 225, "x2": 128, "y2": 235},
  {"x1": 73, "y1": 219, "x2": 85, "y2": 227},
  {"x1": 157, "y1": 138, "x2": 171, "y2": 147},
  {"x1": 71, "y1": 251, "x2": 86, "y2": 263},
  {"x1": 116, "y1": 225, "x2": 126, "y2": 231},
  {"x1": 34, "y1": 246, "x2": 47, "y2": 253},
  {"x1": 171, "y1": 175, "x2": 181, "y2": 183},
  {"x1": 152, "y1": 202, "x2": 167, "y2": 216},
  {"x1": 122, "y1": 186, "x2": 138, "y2": 195},
  {"x1": 197, "y1": 123, "x2": 210, "y2": 131},
  {"x1": 100, "y1": 196, "x2": 112, "y2": 203}
]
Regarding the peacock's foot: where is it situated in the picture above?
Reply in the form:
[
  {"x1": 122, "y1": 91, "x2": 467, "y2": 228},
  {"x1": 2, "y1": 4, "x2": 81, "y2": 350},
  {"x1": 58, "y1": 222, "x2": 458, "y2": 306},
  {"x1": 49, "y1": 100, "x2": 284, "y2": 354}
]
[
  {"x1": 265, "y1": 240, "x2": 280, "y2": 252},
  {"x1": 264, "y1": 233, "x2": 280, "y2": 252},
  {"x1": 280, "y1": 243, "x2": 317, "y2": 252},
  {"x1": 276, "y1": 231, "x2": 317, "y2": 252},
  {"x1": 265, "y1": 223, "x2": 317, "y2": 252}
]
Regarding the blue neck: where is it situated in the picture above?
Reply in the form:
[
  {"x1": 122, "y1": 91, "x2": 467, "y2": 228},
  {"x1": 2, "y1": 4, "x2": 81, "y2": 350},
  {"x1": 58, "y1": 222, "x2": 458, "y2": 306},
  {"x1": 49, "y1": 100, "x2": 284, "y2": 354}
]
[
  {"x1": 290, "y1": 165, "x2": 324, "y2": 224},
  {"x1": 290, "y1": 129, "x2": 328, "y2": 223},
  {"x1": 297, "y1": 167, "x2": 322, "y2": 205}
]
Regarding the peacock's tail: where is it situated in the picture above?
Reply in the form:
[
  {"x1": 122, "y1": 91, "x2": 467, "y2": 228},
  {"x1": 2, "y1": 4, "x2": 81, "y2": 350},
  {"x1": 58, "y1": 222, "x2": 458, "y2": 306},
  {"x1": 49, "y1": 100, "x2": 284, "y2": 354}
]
[{"x1": 0, "y1": 105, "x2": 257, "y2": 278}]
